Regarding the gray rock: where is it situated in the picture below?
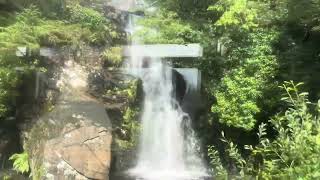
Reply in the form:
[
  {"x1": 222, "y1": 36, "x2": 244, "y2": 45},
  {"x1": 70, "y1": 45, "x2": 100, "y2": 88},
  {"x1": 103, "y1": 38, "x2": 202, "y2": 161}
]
[{"x1": 43, "y1": 122, "x2": 112, "y2": 180}]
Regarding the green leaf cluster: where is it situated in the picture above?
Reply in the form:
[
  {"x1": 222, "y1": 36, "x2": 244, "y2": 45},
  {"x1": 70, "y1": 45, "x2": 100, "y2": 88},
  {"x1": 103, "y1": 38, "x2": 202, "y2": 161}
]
[
  {"x1": 209, "y1": 82, "x2": 320, "y2": 178},
  {"x1": 66, "y1": 4, "x2": 119, "y2": 45},
  {"x1": 208, "y1": 0, "x2": 258, "y2": 30},
  {"x1": 0, "y1": 7, "x2": 92, "y2": 50},
  {"x1": 212, "y1": 30, "x2": 279, "y2": 130},
  {"x1": 133, "y1": 11, "x2": 202, "y2": 44},
  {"x1": 9, "y1": 152, "x2": 30, "y2": 174},
  {"x1": 102, "y1": 47, "x2": 123, "y2": 67}
]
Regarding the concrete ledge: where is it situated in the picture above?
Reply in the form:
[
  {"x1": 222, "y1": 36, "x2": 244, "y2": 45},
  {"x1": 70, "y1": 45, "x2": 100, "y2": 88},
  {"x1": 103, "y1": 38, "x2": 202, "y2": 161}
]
[{"x1": 122, "y1": 44, "x2": 203, "y2": 58}]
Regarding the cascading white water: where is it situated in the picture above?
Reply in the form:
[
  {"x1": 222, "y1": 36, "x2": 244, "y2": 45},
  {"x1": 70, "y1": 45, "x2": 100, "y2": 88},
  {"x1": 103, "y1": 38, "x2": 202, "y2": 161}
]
[{"x1": 124, "y1": 4, "x2": 208, "y2": 180}]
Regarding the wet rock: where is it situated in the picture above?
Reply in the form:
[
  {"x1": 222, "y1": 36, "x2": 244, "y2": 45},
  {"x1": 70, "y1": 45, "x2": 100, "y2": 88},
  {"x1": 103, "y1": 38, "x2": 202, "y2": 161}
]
[
  {"x1": 88, "y1": 70, "x2": 111, "y2": 95},
  {"x1": 110, "y1": 147, "x2": 138, "y2": 178},
  {"x1": 172, "y1": 69, "x2": 187, "y2": 104},
  {"x1": 43, "y1": 123, "x2": 112, "y2": 180},
  {"x1": 0, "y1": 128, "x2": 21, "y2": 169},
  {"x1": 36, "y1": 91, "x2": 113, "y2": 179}
]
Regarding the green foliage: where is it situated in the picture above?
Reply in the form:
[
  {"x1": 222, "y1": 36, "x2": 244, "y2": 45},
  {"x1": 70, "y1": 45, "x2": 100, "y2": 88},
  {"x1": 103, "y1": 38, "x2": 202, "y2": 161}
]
[
  {"x1": 9, "y1": 152, "x2": 30, "y2": 174},
  {"x1": 0, "y1": 54, "x2": 35, "y2": 119},
  {"x1": 67, "y1": 4, "x2": 119, "y2": 45},
  {"x1": 0, "y1": 7, "x2": 42, "y2": 50},
  {"x1": 0, "y1": 0, "x2": 66, "y2": 18},
  {"x1": 209, "y1": 82, "x2": 320, "y2": 178},
  {"x1": 287, "y1": 0, "x2": 320, "y2": 26},
  {"x1": 134, "y1": 11, "x2": 201, "y2": 44},
  {"x1": 104, "y1": 80, "x2": 139, "y2": 103},
  {"x1": 120, "y1": 80, "x2": 141, "y2": 137},
  {"x1": 212, "y1": 30, "x2": 279, "y2": 130},
  {"x1": 68, "y1": 4, "x2": 104, "y2": 29},
  {"x1": 102, "y1": 47, "x2": 123, "y2": 67},
  {"x1": 208, "y1": 145, "x2": 227, "y2": 178},
  {"x1": 275, "y1": 0, "x2": 320, "y2": 101},
  {"x1": 0, "y1": 11, "x2": 15, "y2": 27},
  {"x1": 0, "y1": 5, "x2": 120, "y2": 49},
  {"x1": 0, "y1": 65, "x2": 19, "y2": 118},
  {"x1": 0, "y1": 8, "x2": 68, "y2": 117},
  {"x1": 204, "y1": 0, "x2": 291, "y2": 130},
  {"x1": 145, "y1": 0, "x2": 214, "y2": 20},
  {"x1": 253, "y1": 81, "x2": 320, "y2": 178},
  {"x1": 0, "y1": 4, "x2": 121, "y2": 118},
  {"x1": 125, "y1": 80, "x2": 139, "y2": 103},
  {"x1": 0, "y1": 7, "x2": 93, "y2": 50},
  {"x1": 105, "y1": 79, "x2": 141, "y2": 149},
  {"x1": 122, "y1": 106, "x2": 140, "y2": 145},
  {"x1": 208, "y1": 0, "x2": 258, "y2": 30}
]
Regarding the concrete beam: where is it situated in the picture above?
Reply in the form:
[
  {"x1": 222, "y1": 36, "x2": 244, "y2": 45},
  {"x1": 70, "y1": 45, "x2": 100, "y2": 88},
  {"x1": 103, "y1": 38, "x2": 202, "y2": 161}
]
[{"x1": 123, "y1": 44, "x2": 203, "y2": 58}]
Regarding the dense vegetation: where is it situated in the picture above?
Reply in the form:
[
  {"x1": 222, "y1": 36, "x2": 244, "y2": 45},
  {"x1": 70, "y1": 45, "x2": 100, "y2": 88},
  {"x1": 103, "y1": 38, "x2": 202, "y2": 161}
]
[
  {"x1": 1, "y1": 0, "x2": 320, "y2": 179},
  {"x1": 0, "y1": 0, "x2": 120, "y2": 119}
]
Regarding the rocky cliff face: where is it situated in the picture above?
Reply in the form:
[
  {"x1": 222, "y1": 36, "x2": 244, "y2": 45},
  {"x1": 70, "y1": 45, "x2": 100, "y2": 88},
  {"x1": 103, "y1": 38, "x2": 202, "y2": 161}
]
[{"x1": 15, "y1": 47, "x2": 114, "y2": 180}]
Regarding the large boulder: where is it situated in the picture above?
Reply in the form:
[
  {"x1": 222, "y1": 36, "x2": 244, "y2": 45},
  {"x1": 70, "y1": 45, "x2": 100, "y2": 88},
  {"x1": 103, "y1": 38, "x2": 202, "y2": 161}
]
[
  {"x1": 30, "y1": 97, "x2": 113, "y2": 180},
  {"x1": 43, "y1": 121, "x2": 112, "y2": 180}
]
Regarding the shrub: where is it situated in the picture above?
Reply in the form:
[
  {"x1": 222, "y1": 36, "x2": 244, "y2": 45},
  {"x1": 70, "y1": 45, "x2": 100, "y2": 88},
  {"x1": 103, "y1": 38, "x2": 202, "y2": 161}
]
[
  {"x1": 102, "y1": 47, "x2": 123, "y2": 67},
  {"x1": 209, "y1": 81, "x2": 320, "y2": 178},
  {"x1": 0, "y1": 65, "x2": 20, "y2": 118},
  {"x1": 67, "y1": 4, "x2": 119, "y2": 45},
  {"x1": 212, "y1": 30, "x2": 279, "y2": 130}
]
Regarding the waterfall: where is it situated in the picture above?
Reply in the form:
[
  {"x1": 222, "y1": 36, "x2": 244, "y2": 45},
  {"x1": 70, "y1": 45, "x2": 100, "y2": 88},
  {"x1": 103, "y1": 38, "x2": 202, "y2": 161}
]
[{"x1": 124, "y1": 6, "x2": 208, "y2": 180}]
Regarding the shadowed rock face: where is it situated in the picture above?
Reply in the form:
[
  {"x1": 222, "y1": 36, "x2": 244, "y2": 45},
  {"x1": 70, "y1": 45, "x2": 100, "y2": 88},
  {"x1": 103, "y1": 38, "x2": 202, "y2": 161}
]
[
  {"x1": 0, "y1": 128, "x2": 21, "y2": 170},
  {"x1": 172, "y1": 69, "x2": 187, "y2": 104}
]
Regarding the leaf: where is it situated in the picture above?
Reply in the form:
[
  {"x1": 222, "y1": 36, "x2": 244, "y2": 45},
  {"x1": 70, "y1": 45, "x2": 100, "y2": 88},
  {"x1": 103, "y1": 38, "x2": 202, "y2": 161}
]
[{"x1": 9, "y1": 152, "x2": 29, "y2": 174}]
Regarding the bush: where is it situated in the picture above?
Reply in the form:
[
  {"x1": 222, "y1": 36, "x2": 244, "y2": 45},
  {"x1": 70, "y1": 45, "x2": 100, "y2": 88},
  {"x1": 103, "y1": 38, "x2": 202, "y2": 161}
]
[
  {"x1": 67, "y1": 4, "x2": 119, "y2": 45},
  {"x1": 133, "y1": 11, "x2": 201, "y2": 44},
  {"x1": 0, "y1": 65, "x2": 20, "y2": 118},
  {"x1": 102, "y1": 47, "x2": 123, "y2": 67},
  {"x1": 209, "y1": 81, "x2": 320, "y2": 179},
  {"x1": 212, "y1": 30, "x2": 279, "y2": 130},
  {"x1": 0, "y1": 7, "x2": 89, "y2": 49}
]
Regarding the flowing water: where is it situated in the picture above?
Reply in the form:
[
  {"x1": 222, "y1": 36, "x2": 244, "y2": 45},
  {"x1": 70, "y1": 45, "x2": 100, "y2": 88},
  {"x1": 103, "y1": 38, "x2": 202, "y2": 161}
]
[{"x1": 124, "y1": 4, "x2": 208, "y2": 180}]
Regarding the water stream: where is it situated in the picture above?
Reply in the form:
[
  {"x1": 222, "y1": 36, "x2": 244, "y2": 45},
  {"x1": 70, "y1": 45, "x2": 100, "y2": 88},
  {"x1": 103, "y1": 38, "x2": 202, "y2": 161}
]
[{"x1": 124, "y1": 3, "x2": 208, "y2": 180}]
